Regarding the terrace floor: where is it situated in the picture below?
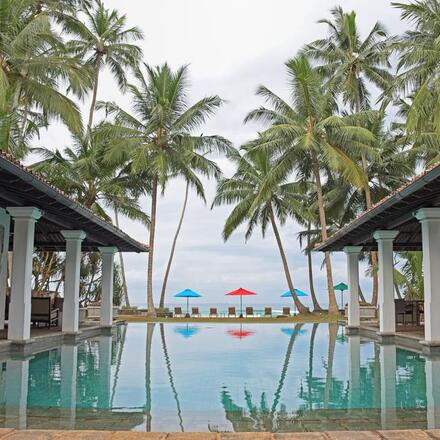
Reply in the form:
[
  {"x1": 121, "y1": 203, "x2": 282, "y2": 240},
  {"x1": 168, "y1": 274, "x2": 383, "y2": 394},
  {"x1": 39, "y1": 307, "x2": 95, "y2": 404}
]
[{"x1": 0, "y1": 429, "x2": 438, "y2": 439}]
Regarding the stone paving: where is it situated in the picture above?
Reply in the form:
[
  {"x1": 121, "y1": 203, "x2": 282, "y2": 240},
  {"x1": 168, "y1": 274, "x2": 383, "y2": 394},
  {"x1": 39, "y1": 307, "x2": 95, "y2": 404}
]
[{"x1": 0, "y1": 430, "x2": 439, "y2": 439}]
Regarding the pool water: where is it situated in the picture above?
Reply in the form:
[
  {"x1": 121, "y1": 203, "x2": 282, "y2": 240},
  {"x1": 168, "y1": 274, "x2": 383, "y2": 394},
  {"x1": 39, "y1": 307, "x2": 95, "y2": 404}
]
[{"x1": 0, "y1": 322, "x2": 437, "y2": 432}]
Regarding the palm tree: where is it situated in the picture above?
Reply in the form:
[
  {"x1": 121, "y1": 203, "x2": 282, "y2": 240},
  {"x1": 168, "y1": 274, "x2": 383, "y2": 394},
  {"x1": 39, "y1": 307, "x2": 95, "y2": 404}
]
[
  {"x1": 64, "y1": 0, "x2": 143, "y2": 129},
  {"x1": 212, "y1": 148, "x2": 310, "y2": 314},
  {"x1": 393, "y1": 0, "x2": 440, "y2": 136},
  {"x1": 0, "y1": 0, "x2": 88, "y2": 156},
  {"x1": 99, "y1": 63, "x2": 230, "y2": 317},
  {"x1": 245, "y1": 55, "x2": 375, "y2": 314},
  {"x1": 159, "y1": 152, "x2": 224, "y2": 308},
  {"x1": 32, "y1": 128, "x2": 149, "y2": 306},
  {"x1": 305, "y1": 6, "x2": 393, "y2": 305}
]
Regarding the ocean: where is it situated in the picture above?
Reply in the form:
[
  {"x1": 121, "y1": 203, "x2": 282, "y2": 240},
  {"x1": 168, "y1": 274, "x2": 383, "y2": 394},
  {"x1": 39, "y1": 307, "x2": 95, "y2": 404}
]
[{"x1": 131, "y1": 302, "x2": 296, "y2": 316}]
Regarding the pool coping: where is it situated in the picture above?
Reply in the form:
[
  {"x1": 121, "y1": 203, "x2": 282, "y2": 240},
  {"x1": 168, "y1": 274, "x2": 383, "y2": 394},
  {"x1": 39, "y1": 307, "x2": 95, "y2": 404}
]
[
  {"x1": 0, "y1": 322, "x2": 122, "y2": 360},
  {"x1": 0, "y1": 428, "x2": 439, "y2": 439}
]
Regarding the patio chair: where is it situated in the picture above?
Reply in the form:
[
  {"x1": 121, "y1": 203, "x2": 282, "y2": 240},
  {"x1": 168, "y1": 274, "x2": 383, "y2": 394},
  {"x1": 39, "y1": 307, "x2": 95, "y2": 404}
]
[
  {"x1": 395, "y1": 299, "x2": 413, "y2": 325},
  {"x1": 264, "y1": 307, "x2": 272, "y2": 317},
  {"x1": 228, "y1": 307, "x2": 236, "y2": 317},
  {"x1": 191, "y1": 307, "x2": 201, "y2": 317},
  {"x1": 209, "y1": 307, "x2": 218, "y2": 318},
  {"x1": 245, "y1": 306, "x2": 254, "y2": 317},
  {"x1": 31, "y1": 297, "x2": 59, "y2": 327},
  {"x1": 282, "y1": 307, "x2": 291, "y2": 316},
  {"x1": 174, "y1": 307, "x2": 183, "y2": 317}
]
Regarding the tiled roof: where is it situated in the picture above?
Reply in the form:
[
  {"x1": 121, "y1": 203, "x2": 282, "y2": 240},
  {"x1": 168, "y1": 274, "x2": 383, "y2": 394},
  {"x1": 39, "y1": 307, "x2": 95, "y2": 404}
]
[{"x1": 0, "y1": 150, "x2": 148, "y2": 252}]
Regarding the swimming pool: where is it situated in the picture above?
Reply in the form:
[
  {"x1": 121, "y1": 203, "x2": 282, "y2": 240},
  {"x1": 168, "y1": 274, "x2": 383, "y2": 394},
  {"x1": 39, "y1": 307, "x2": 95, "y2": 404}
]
[{"x1": 0, "y1": 322, "x2": 437, "y2": 432}]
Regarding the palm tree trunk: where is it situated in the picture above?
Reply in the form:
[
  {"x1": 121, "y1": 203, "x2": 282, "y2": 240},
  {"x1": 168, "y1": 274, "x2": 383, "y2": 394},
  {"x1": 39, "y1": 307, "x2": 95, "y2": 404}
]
[
  {"x1": 146, "y1": 175, "x2": 158, "y2": 317},
  {"x1": 159, "y1": 182, "x2": 189, "y2": 308},
  {"x1": 358, "y1": 284, "x2": 367, "y2": 303},
  {"x1": 114, "y1": 206, "x2": 130, "y2": 308},
  {"x1": 311, "y1": 154, "x2": 338, "y2": 315},
  {"x1": 268, "y1": 205, "x2": 308, "y2": 313},
  {"x1": 307, "y1": 223, "x2": 322, "y2": 312},
  {"x1": 355, "y1": 96, "x2": 378, "y2": 306},
  {"x1": 87, "y1": 56, "x2": 101, "y2": 130}
]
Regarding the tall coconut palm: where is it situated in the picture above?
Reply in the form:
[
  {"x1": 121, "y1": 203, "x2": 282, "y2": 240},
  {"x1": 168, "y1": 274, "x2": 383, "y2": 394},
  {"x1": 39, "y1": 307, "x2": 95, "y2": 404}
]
[
  {"x1": 212, "y1": 148, "x2": 310, "y2": 314},
  {"x1": 63, "y1": 0, "x2": 143, "y2": 129},
  {"x1": 32, "y1": 129, "x2": 149, "y2": 306},
  {"x1": 159, "y1": 151, "x2": 223, "y2": 308},
  {"x1": 393, "y1": 0, "x2": 440, "y2": 136},
  {"x1": 305, "y1": 7, "x2": 393, "y2": 305},
  {"x1": 0, "y1": 0, "x2": 88, "y2": 156},
  {"x1": 245, "y1": 55, "x2": 375, "y2": 314},
  {"x1": 99, "y1": 63, "x2": 230, "y2": 317}
]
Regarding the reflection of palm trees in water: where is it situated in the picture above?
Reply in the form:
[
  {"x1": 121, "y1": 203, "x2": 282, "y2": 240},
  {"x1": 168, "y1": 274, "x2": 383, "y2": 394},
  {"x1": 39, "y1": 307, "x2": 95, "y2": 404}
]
[
  {"x1": 110, "y1": 324, "x2": 127, "y2": 407},
  {"x1": 299, "y1": 322, "x2": 347, "y2": 412},
  {"x1": 324, "y1": 322, "x2": 338, "y2": 408},
  {"x1": 220, "y1": 323, "x2": 304, "y2": 432},
  {"x1": 144, "y1": 323, "x2": 185, "y2": 432},
  {"x1": 160, "y1": 323, "x2": 184, "y2": 432},
  {"x1": 145, "y1": 323, "x2": 155, "y2": 432}
]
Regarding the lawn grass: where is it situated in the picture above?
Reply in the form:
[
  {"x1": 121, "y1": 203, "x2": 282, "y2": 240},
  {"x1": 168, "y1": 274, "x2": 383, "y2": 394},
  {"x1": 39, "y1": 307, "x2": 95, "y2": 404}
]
[{"x1": 118, "y1": 312, "x2": 343, "y2": 324}]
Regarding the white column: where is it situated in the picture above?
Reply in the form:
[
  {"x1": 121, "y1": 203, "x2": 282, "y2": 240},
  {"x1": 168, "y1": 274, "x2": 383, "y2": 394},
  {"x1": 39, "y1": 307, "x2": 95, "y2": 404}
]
[
  {"x1": 344, "y1": 246, "x2": 363, "y2": 328},
  {"x1": 98, "y1": 335, "x2": 112, "y2": 409},
  {"x1": 60, "y1": 344, "x2": 78, "y2": 428},
  {"x1": 348, "y1": 335, "x2": 361, "y2": 408},
  {"x1": 415, "y1": 208, "x2": 440, "y2": 345},
  {"x1": 61, "y1": 230, "x2": 86, "y2": 334},
  {"x1": 5, "y1": 359, "x2": 29, "y2": 429},
  {"x1": 0, "y1": 209, "x2": 11, "y2": 330},
  {"x1": 373, "y1": 230, "x2": 399, "y2": 335},
  {"x1": 380, "y1": 344, "x2": 396, "y2": 429},
  {"x1": 99, "y1": 247, "x2": 117, "y2": 327},
  {"x1": 426, "y1": 357, "x2": 440, "y2": 429},
  {"x1": 7, "y1": 207, "x2": 42, "y2": 341}
]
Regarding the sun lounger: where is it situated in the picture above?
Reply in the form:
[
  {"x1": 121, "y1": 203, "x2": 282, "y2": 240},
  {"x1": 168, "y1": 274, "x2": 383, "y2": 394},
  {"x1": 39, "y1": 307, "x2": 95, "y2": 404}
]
[
  {"x1": 209, "y1": 307, "x2": 218, "y2": 317},
  {"x1": 174, "y1": 307, "x2": 183, "y2": 317},
  {"x1": 191, "y1": 307, "x2": 201, "y2": 317},
  {"x1": 245, "y1": 307, "x2": 254, "y2": 317},
  {"x1": 228, "y1": 307, "x2": 236, "y2": 317},
  {"x1": 264, "y1": 307, "x2": 272, "y2": 317},
  {"x1": 282, "y1": 307, "x2": 291, "y2": 316}
]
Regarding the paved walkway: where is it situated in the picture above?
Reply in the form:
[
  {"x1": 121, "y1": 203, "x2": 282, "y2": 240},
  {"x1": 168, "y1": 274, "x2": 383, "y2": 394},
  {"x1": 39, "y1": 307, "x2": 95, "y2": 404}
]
[{"x1": 0, "y1": 430, "x2": 439, "y2": 439}]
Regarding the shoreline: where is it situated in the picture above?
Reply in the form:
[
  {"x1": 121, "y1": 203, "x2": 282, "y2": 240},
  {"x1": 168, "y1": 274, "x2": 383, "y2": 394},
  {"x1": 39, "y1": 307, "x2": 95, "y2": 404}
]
[{"x1": 118, "y1": 312, "x2": 342, "y2": 324}]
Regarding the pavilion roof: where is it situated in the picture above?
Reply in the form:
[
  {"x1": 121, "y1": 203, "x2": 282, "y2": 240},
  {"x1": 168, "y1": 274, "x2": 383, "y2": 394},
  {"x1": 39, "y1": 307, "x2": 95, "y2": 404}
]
[
  {"x1": 0, "y1": 151, "x2": 148, "y2": 252},
  {"x1": 315, "y1": 159, "x2": 440, "y2": 252}
]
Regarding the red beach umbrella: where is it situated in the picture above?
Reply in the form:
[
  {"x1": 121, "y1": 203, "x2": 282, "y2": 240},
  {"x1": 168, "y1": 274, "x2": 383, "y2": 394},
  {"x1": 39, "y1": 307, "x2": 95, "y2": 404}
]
[{"x1": 226, "y1": 287, "x2": 256, "y2": 318}]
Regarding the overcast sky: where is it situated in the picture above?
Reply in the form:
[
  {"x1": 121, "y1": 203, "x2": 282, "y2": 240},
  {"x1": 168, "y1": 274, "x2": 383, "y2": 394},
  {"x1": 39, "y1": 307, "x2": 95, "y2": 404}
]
[{"x1": 40, "y1": 0, "x2": 408, "y2": 308}]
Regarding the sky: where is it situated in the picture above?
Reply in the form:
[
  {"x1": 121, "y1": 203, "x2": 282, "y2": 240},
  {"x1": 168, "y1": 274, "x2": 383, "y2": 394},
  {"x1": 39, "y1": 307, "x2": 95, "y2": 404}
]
[{"x1": 39, "y1": 0, "x2": 408, "y2": 308}]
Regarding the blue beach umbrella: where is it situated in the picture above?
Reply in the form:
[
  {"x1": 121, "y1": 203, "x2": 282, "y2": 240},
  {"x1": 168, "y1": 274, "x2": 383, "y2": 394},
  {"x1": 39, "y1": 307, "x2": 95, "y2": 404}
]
[
  {"x1": 174, "y1": 289, "x2": 202, "y2": 317},
  {"x1": 281, "y1": 289, "x2": 308, "y2": 315},
  {"x1": 281, "y1": 328, "x2": 307, "y2": 336},
  {"x1": 174, "y1": 325, "x2": 200, "y2": 338},
  {"x1": 280, "y1": 289, "x2": 308, "y2": 298}
]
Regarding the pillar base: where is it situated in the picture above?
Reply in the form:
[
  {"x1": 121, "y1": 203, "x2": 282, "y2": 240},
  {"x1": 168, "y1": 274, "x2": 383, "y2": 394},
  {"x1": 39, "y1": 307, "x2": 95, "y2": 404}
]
[
  {"x1": 421, "y1": 340, "x2": 440, "y2": 356},
  {"x1": 63, "y1": 331, "x2": 82, "y2": 344},
  {"x1": 346, "y1": 326, "x2": 360, "y2": 335},
  {"x1": 100, "y1": 325, "x2": 113, "y2": 336},
  {"x1": 376, "y1": 331, "x2": 395, "y2": 344}
]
